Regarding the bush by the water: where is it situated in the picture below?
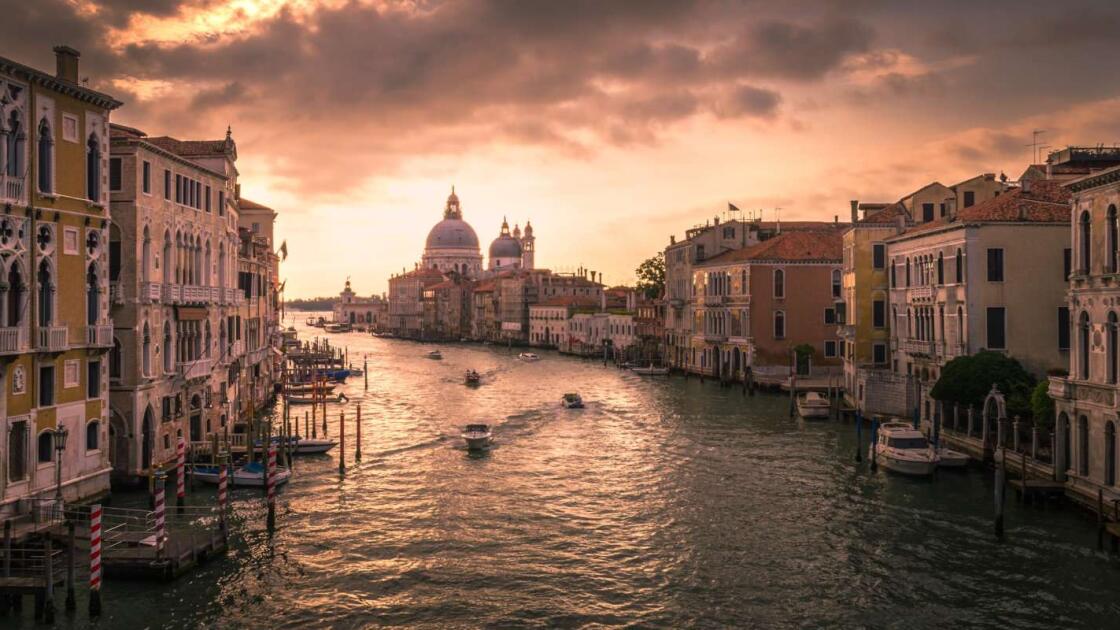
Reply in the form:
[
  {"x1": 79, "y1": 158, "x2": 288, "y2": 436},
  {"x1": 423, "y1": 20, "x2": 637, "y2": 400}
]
[{"x1": 929, "y1": 351, "x2": 1036, "y2": 420}]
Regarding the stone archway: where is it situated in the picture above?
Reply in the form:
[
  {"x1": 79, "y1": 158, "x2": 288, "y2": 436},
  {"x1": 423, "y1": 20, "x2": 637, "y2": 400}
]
[
  {"x1": 732, "y1": 347, "x2": 741, "y2": 379},
  {"x1": 141, "y1": 406, "x2": 154, "y2": 471},
  {"x1": 109, "y1": 408, "x2": 131, "y2": 474},
  {"x1": 982, "y1": 384, "x2": 1007, "y2": 453}
]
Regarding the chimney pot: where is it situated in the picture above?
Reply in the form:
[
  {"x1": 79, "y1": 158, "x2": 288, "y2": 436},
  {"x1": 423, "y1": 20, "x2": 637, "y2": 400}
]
[
  {"x1": 896, "y1": 214, "x2": 905, "y2": 234},
  {"x1": 53, "y1": 45, "x2": 80, "y2": 83},
  {"x1": 850, "y1": 200, "x2": 859, "y2": 223}
]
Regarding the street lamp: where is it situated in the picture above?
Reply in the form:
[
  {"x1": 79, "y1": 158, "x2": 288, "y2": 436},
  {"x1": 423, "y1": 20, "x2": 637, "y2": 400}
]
[{"x1": 53, "y1": 425, "x2": 69, "y2": 502}]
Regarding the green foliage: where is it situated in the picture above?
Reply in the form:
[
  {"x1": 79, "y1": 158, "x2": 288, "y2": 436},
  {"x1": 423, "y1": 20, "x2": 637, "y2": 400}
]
[
  {"x1": 635, "y1": 253, "x2": 665, "y2": 299},
  {"x1": 793, "y1": 343, "x2": 816, "y2": 358},
  {"x1": 929, "y1": 351, "x2": 1036, "y2": 419},
  {"x1": 1030, "y1": 380, "x2": 1055, "y2": 428}
]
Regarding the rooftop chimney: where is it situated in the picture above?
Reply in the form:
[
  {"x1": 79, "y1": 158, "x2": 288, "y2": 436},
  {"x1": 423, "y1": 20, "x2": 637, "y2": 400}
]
[
  {"x1": 896, "y1": 215, "x2": 905, "y2": 234},
  {"x1": 850, "y1": 200, "x2": 859, "y2": 223},
  {"x1": 670, "y1": 235, "x2": 676, "y2": 244},
  {"x1": 53, "y1": 45, "x2": 80, "y2": 83}
]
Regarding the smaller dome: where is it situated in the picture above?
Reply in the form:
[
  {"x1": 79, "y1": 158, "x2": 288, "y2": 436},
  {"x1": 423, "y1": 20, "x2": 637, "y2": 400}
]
[{"x1": 489, "y1": 235, "x2": 522, "y2": 259}]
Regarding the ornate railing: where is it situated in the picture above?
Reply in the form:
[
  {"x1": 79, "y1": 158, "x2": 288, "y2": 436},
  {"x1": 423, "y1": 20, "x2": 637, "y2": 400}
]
[{"x1": 37, "y1": 326, "x2": 69, "y2": 352}]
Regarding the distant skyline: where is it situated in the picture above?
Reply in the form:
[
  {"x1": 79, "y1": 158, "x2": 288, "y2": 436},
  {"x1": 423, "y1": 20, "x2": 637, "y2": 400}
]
[{"x1": 5, "y1": 0, "x2": 1120, "y2": 297}]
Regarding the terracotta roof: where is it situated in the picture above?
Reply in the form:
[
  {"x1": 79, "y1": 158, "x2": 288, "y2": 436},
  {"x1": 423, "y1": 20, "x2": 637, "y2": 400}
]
[
  {"x1": 473, "y1": 280, "x2": 496, "y2": 292},
  {"x1": 896, "y1": 180, "x2": 1070, "y2": 237},
  {"x1": 534, "y1": 296, "x2": 599, "y2": 308},
  {"x1": 859, "y1": 202, "x2": 908, "y2": 224},
  {"x1": 239, "y1": 198, "x2": 274, "y2": 211},
  {"x1": 394, "y1": 268, "x2": 445, "y2": 281},
  {"x1": 146, "y1": 136, "x2": 231, "y2": 158},
  {"x1": 699, "y1": 230, "x2": 842, "y2": 265},
  {"x1": 753, "y1": 221, "x2": 844, "y2": 232}
]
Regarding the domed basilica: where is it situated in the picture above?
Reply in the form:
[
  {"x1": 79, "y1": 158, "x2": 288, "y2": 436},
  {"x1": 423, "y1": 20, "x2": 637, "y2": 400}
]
[{"x1": 421, "y1": 187, "x2": 535, "y2": 278}]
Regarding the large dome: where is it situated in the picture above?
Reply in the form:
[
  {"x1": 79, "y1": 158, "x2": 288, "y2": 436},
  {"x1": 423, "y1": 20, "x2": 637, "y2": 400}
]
[
  {"x1": 426, "y1": 218, "x2": 480, "y2": 250},
  {"x1": 489, "y1": 234, "x2": 522, "y2": 259}
]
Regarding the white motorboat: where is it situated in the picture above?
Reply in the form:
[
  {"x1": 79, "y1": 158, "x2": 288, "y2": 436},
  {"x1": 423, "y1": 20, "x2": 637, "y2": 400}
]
[
  {"x1": 937, "y1": 447, "x2": 969, "y2": 468},
  {"x1": 796, "y1": 391, "x2": 831, "y2": 419},
  {"x1": 193, "y1": 462, "x2": 292, "y2": 487},
  {"x1": 871, "y1": 422, "x2": 940, "y2": 476},
  {"x1": 561, "y1": 393, "x2": 584, "y2": 409},
  {"x1": 462, "y1": 424, "x2": 492, "y2": 450},
  {"x1": 324, "y1": 323, "x2": 352, "y2": 333},
  {"x1": 518, "y1": 352, "x2": 540, "y2": 361},
  {"x1": 427, "y1": 350, "x2": 443, "y2": 360},
  {"x1": 631, "y1": 364, "x2": 670, "y2": 376},
  {"x1": 285, "y1": 392, "x2": 347, "y2": 405},
  {"x1": 292, "y1": 438, "x2": 338, "y2": 454}
]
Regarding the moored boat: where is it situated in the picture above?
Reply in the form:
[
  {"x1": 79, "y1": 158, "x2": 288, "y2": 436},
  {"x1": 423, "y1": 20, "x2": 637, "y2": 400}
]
[
  {"x1": 324, "y1": 322, "x2": 352, "y2": 333},
  {"x1": 631, "y1": 363, "x2": 670, "y2": 376},
  {"x1": 871, "y1": 422, "x2": 940, "y2": 476},
  {"x1": 465, "y1": 370, "x2": 481, "y2": 385},
  {"x1": 937, "y1": 447, "x2": 969, "y2": 468},
  {"x1": 427, "y1": 350, "x2": 443, "y2": 360},
  {"x1": 796, "y1": 391, "x2": 831, "y2": 419},
  {"x1": 193, "y1": 462, "x2": 292, "y2": 487},
  {"x1": 285, "y1": 382, "x2": 337, "y2": 395},
  {"x1": 518, "y1": 352, "x2": 540, "y2": 362},
  {"x1": 462, "y1": 424, "x2": 492, "y2": 450},
  {"x1": 561, "y1": 393, "x2": 584, "y2": 409},
  {"x1": 286, "y1": 392, "x2": 348, "y2": 405}
]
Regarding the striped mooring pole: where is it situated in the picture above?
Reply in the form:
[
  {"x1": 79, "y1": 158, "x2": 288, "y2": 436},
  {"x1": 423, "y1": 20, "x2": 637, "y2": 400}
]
[
  {"x1": 176, "y1": 437, "x2": 186, "y2": 514},
  {"x1": 218, "y1": 459, "x2": 229, "y2": 534},
  {"x1": 266, "y1": 442, "x2": 277, "y2": 532},
  {"x1": 154, "y1": 472, "x2": 167, "y2": 560},
  {"x1": 89, "y1": 504, "x2": 102, "y2": 617}
]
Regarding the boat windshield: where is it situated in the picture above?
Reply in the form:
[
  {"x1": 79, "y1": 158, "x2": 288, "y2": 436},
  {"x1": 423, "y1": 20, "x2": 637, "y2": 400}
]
[{"x1": 888, "y1": 437, "x2": 929, "y2": 449}]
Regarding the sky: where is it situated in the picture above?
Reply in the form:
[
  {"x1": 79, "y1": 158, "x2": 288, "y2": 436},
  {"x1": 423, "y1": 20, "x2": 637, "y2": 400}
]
[{"x1": 4, "y1": 0, "x2": 1120, "y2": 297}]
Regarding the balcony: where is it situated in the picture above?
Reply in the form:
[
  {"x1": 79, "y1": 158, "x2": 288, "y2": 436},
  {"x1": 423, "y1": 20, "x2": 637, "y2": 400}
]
[
  {"x1": 85, "y1": 324, "x2": 113, "y2": 348},
  {"x1": 900, "y1": 338, "x2": 934, "y2": 356},
  {"x1": 210, "y1": 287, "x2": 222, "y2": 303},
  {"x1": 941, "y1": 342, "x2": 968, "y2": 359},
  {"x1": 0, "y1": 327, "x2": 28, "y2": 355},
  {"x1": 142, "y1": 282, "x2": 162, "y2": 303},
  {"x1": 0, "y1": 174, "x2": 24, "y2": 203},
  {"x1": 37, "y1": 326, "x2": 69, "y2": 353},
  {"x1": 702, "y1": 332, "x2": 727, "y2": 343},
  {"x1": 1048, "y1": 377, "x2": 1117, "y2": 407},
  {"x1": 178, "y1": 357, "x2": 214, "y2": 381},
  {"x1": 908, "y1": 286, "x2": 934, "y2": 301},
  {"x1": 702, "y1": 294, "x2": 729, "y2": 306},
  {"x1": 164, "y1": 284, "x2": 182, "y2": 303}
]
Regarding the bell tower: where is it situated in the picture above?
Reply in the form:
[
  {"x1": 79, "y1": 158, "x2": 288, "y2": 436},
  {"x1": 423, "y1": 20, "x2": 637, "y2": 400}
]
[{"x1": 521, "y1": 221, "x2": 535, "y2": 269}]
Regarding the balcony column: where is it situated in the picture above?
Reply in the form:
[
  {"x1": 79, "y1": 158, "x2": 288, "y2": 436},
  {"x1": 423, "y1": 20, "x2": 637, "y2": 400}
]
[
  {"x1": 1031, "y1": 425, "x2": 1040, "y2": 460},
  {"x1": 1012, "y1": 416, "x2": 1021, "y2": 452}
]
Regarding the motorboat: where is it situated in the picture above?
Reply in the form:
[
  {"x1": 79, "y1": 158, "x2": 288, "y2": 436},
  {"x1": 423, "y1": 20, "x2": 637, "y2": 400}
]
[
  {"x1": 631, "y1": 364, "x2": 670, "y2": 376},
  {"x1": 285, "y1": 392, "x2": 348, "y2": 405},
  {"x1": 561, "y1": 393, "x2": 584, "y2": 409},
  {"x1": 518, "y1": 352, "x2": 540, "y2": 362},
  {"x1": 427, "y1": 350, "x2": 443, "y2": 360},
  {"x1": 306, "y1": 316, "x2": 326, "y2": 328},
  {"x1": 796, "y1": 391, "x2": 831, "y2": 419},
  {"x1": 465, "y1": 370, "x2": 481, "y2": 385},
  {"x1": 937, "y1": 447, "x2": 970, "y2": 468},
  {"x1": 292, "y1": 437, "x2": 338, "y2": 454},
  {"x1": 285, "y1": 382, "x2": 337, "y2": 395},
  {"x1": 324, "y1": 323, "x2": 352, "y2": 333},
  {"x1": 870, "y1": 422, "x2": 940, "y2": 476},
  {"x1": 462, "y1": 424, "x2": 492, "y2": 450},
  {"x1": 193, "y1": 462, "x2": 292, "y2": 488},
  {"x1": 347, "y1": 366, "x2": 364, "y2": 376}
]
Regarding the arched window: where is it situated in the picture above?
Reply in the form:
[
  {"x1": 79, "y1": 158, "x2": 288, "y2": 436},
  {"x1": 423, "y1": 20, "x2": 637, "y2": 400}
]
[
  {"x1": 890, "y1": 259, "x2": 896, "y2": 287},
  {"x1": 937, "y1": 252, "x2": 944, "y2": 285},
  {"x1": 1110, "y1": 205, "x2": 1119, "y2": 274},
  {"x1": 905, "y1": 258, "x2": 911, "y2": 286},
  {"x1": 1107, "y1": 421, "x2": 1117, "y2": 486},
  {"x1": 773, "y1": 310, "x2": 785, "y2": 339},
  {"x1": 110, "y1": 337, "x2": 122, "y2": 379},
  {"x1": 773, "y1": 269, "x2": 785, "y2": 298},
  {"x1": 86, "y1": 420, "x2": 99, "y2": 451},
  {"x1": 6, "y1": 111, "x2": 23, "y2": 177},
  {"x1": 1080, "y1": 311, "x2": 1091, "y2": 379},
  {"x1": 204, "y1": 240, "x2": 212, "y2": 287},
  {"x1": 957, "y1": 306, "x2": 964, "y2": 344},
  {"x1": 142, "y1": 322, "x2": 151, "y2": 377},
  {"x1": 163, "y1": 322, "x2": 173, "y2": 373},
  {"x1": 831, "y1": 269, "x2": 841, "y2": 298},
  {"x1": 37, "y1": 118, "x2": 52, "y2": 193},
  {"x1": 1080, "y1": 210, "x2": 1092, "y2": 274},
  {"x1": 37, "y1": 260, "x2": 52, "y2": 326},
  {"x1": 219, "y1": 322, "x2": 227, "y2": 359},
  {"x1": 218, "y1": 241, "x2": 226, "y2": 289},
  {"x1": 38, "y1": 431, "x2": 54, "y2": 463},
  {"x1": 1079, "y1": 415, "x2": 1090, "y2": 476},
  {"x1": 6, "y1": 261, "x2": 23, "y2": 327},
  {"x1": 142, "y1": 226, "x2": 151, "y2": 283},
  {"x1": 955, "y1": 248, "x2": 963, "y2": 284},
  {"x1": 205, "y1": 320, "x2": 212, "y2": 358},
  {"x1": 86, "y1": 133, "x2": 101, "y2": 201},
  {"x1": 1110, "y1": 312, "x2": 1119, "y2": 384},
  {"x1": 87, "y1": 262, "x2": 100, "y2": 325}
]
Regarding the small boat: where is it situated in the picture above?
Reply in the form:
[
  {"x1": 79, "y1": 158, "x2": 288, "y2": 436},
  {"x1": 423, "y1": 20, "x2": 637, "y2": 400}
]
[
  {"x1": 286, "y1": 392, "x2": 348, "y2": 405},
  {"x1": 306, "y1": 317, "x2": 326, "y2": 328},
  {"x1": 631, "y1": 363, "x2": 670, "y2": 376},
  {"x1": 462, "y1": 424, "x2": 492, "y2": 450},
  {"x1": 285, "y1": 382, "x2": 337, "y2": 395},
  {"x1": 871, "y1": 422, "x2": 940, "y2": 476},
  {"x1": 465, "y1": 370, "x2": 481, "y2": 385},
  {"x1": 324, "y1": 323, "x2": 352, "y2": 333},
  {"x1": 937, "y1": 447, "x2": 969, "y2": 468},
  {"x1": 518, "y1": 352, "x2": 540, "y2": 362},
  {"x1": 193, "y1": 462, "x2": 292, "y2": 487},
  {"x1": 427, "y1": 350, "x2": 443, "y2": 360},
  {"x1": 348, "y1": 366, "x2": 364, "y2": 376},
  {"x1": 561, "y1": 393, "x2": 584, "y2": 409},
  {"x1": 320, "y1": 368, "x2": 351, "y2": 383},
  {"x1": 293, "y1": 437, "x2": 338, "y2": 454},
  {"x1": 796, "y1": 392, "x2": 831, "y2": 419}
]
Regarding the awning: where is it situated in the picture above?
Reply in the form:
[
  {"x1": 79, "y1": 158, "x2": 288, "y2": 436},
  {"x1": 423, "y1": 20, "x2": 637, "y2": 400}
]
[{"x1": 176, "y1": 306, "x2": 208, "y2": 321}]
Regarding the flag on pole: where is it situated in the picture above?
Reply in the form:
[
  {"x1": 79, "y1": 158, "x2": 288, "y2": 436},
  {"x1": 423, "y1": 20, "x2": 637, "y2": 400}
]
[
  {"x1": 278, "y1": 240, "x2": 288, "y2": 260},
  {"x1": 728, "y1": 202, "x2": 740, "y2": 213}
]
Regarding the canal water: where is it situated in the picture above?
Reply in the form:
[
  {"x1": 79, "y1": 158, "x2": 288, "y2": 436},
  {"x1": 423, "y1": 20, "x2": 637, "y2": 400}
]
[{"x1": 21, "y1": 312, "x2": 1120, "y2": 629}]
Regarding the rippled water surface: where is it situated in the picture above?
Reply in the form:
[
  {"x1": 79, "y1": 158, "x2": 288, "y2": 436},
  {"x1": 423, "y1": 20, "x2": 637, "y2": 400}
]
[{"x1": 25, "y1": 313, "x2": 1120, "y2": 629}]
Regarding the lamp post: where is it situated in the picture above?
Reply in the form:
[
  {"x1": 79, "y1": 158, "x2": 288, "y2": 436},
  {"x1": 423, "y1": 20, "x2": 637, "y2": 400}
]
[{"x1": 53, "y1": 425, "x2": 69, "y2": 502}]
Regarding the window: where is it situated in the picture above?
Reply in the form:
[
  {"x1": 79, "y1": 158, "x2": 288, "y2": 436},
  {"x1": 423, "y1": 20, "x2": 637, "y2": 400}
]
[
  {"x1": 37, "y1": 260, "x2": 52, "y2": 326},
  {"x1": 1110, "y1": 205, "x2": 1119, "y2": 273},
  {"x1": 1080, "y1": 311, "x2": 1091, "y2": 378},
  {"x1": 1064, "y1": 248, "x2": 1072, "y2": 280},
  {"x1": 873, "y1": 299, "x2": 886, "y2": 328},
  {"x1": 164, "y1": 169, "x2": 172, "y2": 200},
  {"x1": 890, "y1": 260, "x2": 897, "y2": 287},
  {"x1": 873, "y1": 343, "x2": 887, "y2": 365},
  {"x1": 109, "y1": 157, "x2": 122, "y2": 191},
  {"x1": 205, "y1": 185, "x2": 212, "y2": 212},
  {"x1": 939, "y1": 202, "x2": 946, "y2": 218},
  {"x1": 142, "y1": 161, "x2": 151, "y2": 194},
  {"x1": 1058, "y1": 306, "x2": 1070, "y2": 351},
  {"x1": 824, "y1": 340, "x2": 837, "y2": 357},
  {"x1": 831, "y1": 269, "x2": 841, "y2": 298},
  {"x1": 922, "y1": 203, "x2": 934, "y2": 222},
  {"x1": 251, "y1": 222, "x2": 261, "y2": 234},
  {"x1": 87, "y1": 360, "x2": 100, "y2": 398},
  {"x1": 62, "y1": 114, "x2": 78, "y2": 142},
  {"x1": 723, "y1": 226, "x2": 735, "y2": 239},
  {"x1": 37, "y1": 118, "x2": 53, "y2": 193},
  {"x1": 986, "y1": 307, "x2": 1006, "y2": 350},
  {"x1": 905, "y1": 258, "x2": 911, "y2": 286},
  {"x1": 63, "y1": 359, "x2": 79, "y2": 388},
  {"x1": 1079, "y1": 416, "x2": 1090, "y2": 476},
  {"x1": 1080, "y1": 211, "x2": 1092, "y2": 274},
  {"x1": 86, "y1": 420, "x2": 100, "y2": 451},
  {"x1": 86, "y1": 133, "x2": 101, "y2": 201},
  {"x1": 218, "y1": 190, "x2": 225, "y2": 215},
  {"x1": 955, "y1": 248, "x2": 963, "y2": 284},
  {"x1": 963, "y1": 190, "x2": 975, "y2": 208},
  {"x1": 872, "y1": 244, "x2": 885, "y2": 269},
  {"x1": 824, "y1": 308, "x2": 836, "y2": 324},
  {"x1": 175, "y1": 174, "x2": 182, "y2": 203},
  {"x1": 773, "y1": 269, "x2": 785, "y2": 298},
  {"x1": 773, "y1": 311, "x2": 785, "y2": 339},
  {"x1": 5, "y1": 111, "x2": 24, "y2": 178},
  {"x1": 937, "y1": 252, "x2": 944, "y2": 284},
  {"x1": 1110, "y1": 312, "x2": 1118, "y2": 384},
  {"x1": 7, "y1": 420, "x2": 28, "y2": 481},
  {"x1": 986, "y1": 248, "x2": 1004, "y2": 282},
  {"x1": 38, "y1": 431, "x2": 53, "y2": 464}
]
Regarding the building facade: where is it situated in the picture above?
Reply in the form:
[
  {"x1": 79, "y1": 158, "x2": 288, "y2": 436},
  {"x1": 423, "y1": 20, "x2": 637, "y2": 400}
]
[{"x1": 333, "y1": 279, "x2": 388, "y2": 330}]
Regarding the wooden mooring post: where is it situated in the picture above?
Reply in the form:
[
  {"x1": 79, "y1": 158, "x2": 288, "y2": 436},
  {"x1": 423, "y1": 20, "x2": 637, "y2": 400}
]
[
  {"x1": 364, "y1": 357, "x2": 368, "y2": 390},
  {"x1": 994, "y1": 453, "x2": 1006, "y2": 541},
  {"x1": 89, "y1": 504, "x2": 102, "y2": 618},
  {"x1": 869, "y1": 417, "x2": 878, "y2": 472},
  {"x1": 65, "y1": 520, "x2": 76, "y2": 612},
  {"x1": 855, "y1": 412, "x2": 863, "y2": 463},
  {"x1": 267, "y1": 442, "x2": 277, "y2": 534},
  {"x1": 356, "y1": 404, "x2": 362, "y2": 461},
  {"x1": 339, "y1": 410, "x2": 346, "y2": 476}
]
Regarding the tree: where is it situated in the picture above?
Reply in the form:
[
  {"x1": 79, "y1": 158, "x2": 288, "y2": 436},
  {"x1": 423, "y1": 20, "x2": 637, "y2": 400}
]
[
  {"x1": 929, "y1": 351, "x2": 1036, "y2": 419},
  {"x1": 1030, "y1": 381, "x2": 1055, "y2": 429},
  {"x1": 635, "y1": 253, "x2": 665, "y2": 299}
]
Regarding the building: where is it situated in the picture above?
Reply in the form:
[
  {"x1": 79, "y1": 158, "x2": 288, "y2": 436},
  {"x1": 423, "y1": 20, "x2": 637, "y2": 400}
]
[
  {"x1": 0, "y1": 47, "x2": 122, "y2": 508},
  {"x1": 333, "y1": 279, "x2": 388, "y2": 330},
  {"x1": 634, "y1": 296, "x2": 665, "y2": 363},
  {"x1": 236, "y1": 197, "x2": 281, "y2": 412},
  {"x1": 422, "y1": 187, "x2": 483, "y2": 277},
  {"x1": 886, "y1": 178, "x2": 1071, "y2": 424},
  {"x1": 107, "y1": 123, "x2": 241, "y2": 482},
  {"x1": 388, "y1": 267, "x2": 445, "y2": 338},
  {"x1": 691, "y1": 230, "x2": 844, "y2": 379},
  {"x1": 423, "y1": 275, "x2": 473, "y2": 340},
  {"x1": 528, "y1": 296, "x2": 598, "y2": 348}
]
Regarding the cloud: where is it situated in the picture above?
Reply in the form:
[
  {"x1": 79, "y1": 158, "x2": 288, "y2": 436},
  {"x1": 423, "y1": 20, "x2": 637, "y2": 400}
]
[{"x1": 715, "y1": 84, "x2": 782, "y2": 118}]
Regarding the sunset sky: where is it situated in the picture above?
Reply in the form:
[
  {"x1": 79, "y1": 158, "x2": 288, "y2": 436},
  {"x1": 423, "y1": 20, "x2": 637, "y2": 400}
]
[{"x1": 5, "y1": 0, "x2": 1120, "y2": 297}]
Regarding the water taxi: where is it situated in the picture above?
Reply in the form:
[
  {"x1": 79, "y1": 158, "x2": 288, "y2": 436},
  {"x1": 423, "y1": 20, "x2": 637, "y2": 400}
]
[
  {"x1": 561, "y1": 393, "x2": 584, "y2": 409},
  {"x1": 427, "y1": 350, "x2": 443, "y2": 360},
  {"x1": 324, "y1": 322, "x2": 352, "y2": 333},
  {"x1": 631, "y1": 364, "x2": 670, "y2": 376},
  {"x1": 871, "y1": 422, "x2": 940, "y2": 476},
  {"x1": 462, "y1": 424, "x2": 492, "y2": 450},
  {"x1": 796, "y1": 392, "x2": 831, "y2": 419},
  {"x1": 518, "y1": 352, "x2": 540, "y2": 361}
]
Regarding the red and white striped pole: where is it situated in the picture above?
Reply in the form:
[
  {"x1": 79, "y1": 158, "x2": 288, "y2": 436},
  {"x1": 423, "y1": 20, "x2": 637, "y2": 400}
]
[
  {"x1": 266, "y1": 442, "x2": 277, "y2": 532},
  {"x1": 176, "y1": 437, "x2": 186, "y2": 514},
  {"x1": 218, "y1": 459, "x2": 228, "y2": 533},
  {"x1": 89, "y1": 504, "x2": 102, "y2": 617},
  {"x1": 154, "y1": 472, "x2": 167, "y2": 560}
]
